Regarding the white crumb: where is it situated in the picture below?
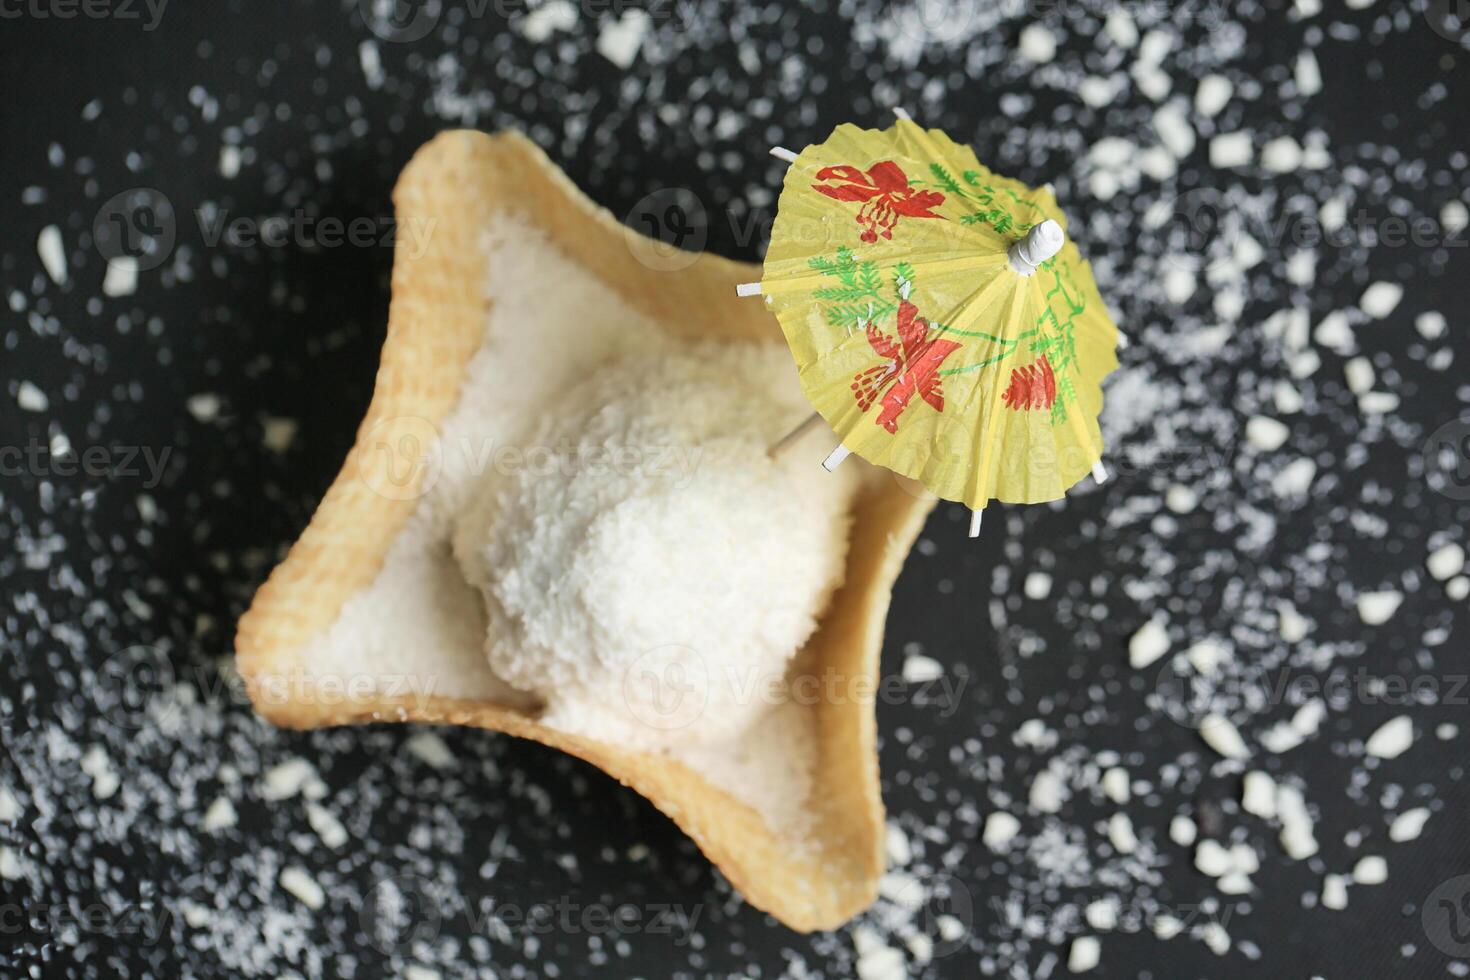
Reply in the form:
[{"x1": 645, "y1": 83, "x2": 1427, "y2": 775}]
[
  {"x1": 597, "y1": 10, "x2": 651, "y2": 69},
  {"x1": 1245, "y1": 416, "x2": 1289, "y2": 452},
  {"x1": 1352, "y1": 856, "x2": 1387, "y2": 885},
  {"x1": 406, "y1": 732, "x2": 456, "y2": 770},
  {"x1": 1356, "y1": 590, "x2": 1402, "y2": 625},
  {"x1": 201, "y1": 796, "x2": 237, "y2": 832},
  {"x1": 187, "y1": 393, "x2": 222, "y2": 422},
  {"x1": 306, "y1": 802, "x2": 349, "y2": 848},
  {"x1": 1320, "y1": 874, "x2": 1349, "y2": 911},
  {"x1": 38, "y1": 224, "x2": 67, "y2": 284},
  {"x1": 1388, "y1": 808, "x2": 1430, "y2": 843},
  {"x1": 1019, "y1": 23, "x2": 1057, "y2": 63},
  {"x1": 1129, "y1": 619, "x2": 1169, "y2": 668},
  {"x1": 1364, "y1": 716, "x2": 1413, "y2": 759},
  {"x1": 1242, "y1": 771, "x2": 1277, "y2": 818},
  {"x1": 17, "y1": 381, "x2": 48, "y2": 412},
  {"x1": 1068, "y1": 936, "x2": 1100, "y2": 973},
  {"x1": 1358, "y1": 282, "x2": 1402, "y2": 318},
  {"x1": 1427, "y1": 544, "x2": 1465, "y2": 581},
  {"x1": 1199, "y1": 715, "x2": 1250, "y2": 760},
  {"x1": 903, "y1": 653, "x2": 943, "y2": 684},
  {"x1": 102, "y1": 257, "x2": 139, "y2": 297},
  {"x1": 983, "y1": 811, "x2": 1022, "y2": 851},
  {"x1": 279, "y1": 867, "x2": 325, "y2": 910},
  {"x1": 1208, "y1": 132, "x2": 1253, "y2": 169}
]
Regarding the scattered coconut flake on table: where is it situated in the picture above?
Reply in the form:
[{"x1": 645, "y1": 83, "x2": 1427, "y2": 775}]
[
  {"x1": 902, "y1": 651, "x2": 943, "y2": 683},
  {"x1": 16, "y1": 380, "x2": 48, "y2": 412},
  {"x1": 200, "y1": 796, "x2": 237, "y2": 832},
  {"x1": 186, "y1": 393, "x2": 222, "y2": 423},
  {"x1": 1018, "y1": 23, "x2": 1057, "y2": 63},
  {"x1": 1128, "y1": 618, "x2": 1169, "y2": 668},
  {"x1": 102, "y1": 256, "x2": 138, "y2": 297},
  {"x1": 279, "y1": 866, "x2": 325, "y2": 910},
  {"x1": 1068, "y1": 936, "x2": 1101, "y2": 973},
  {"x1": 259, "y1": 758, "x2": 325, "y2": 801},
  {"x1": 518, "y1": 0, "x2": 578, "y2": 42},
  {"x1": 1427, "y1": 544, "x2": 1465, "y2": 581},
  {"x1": 983, "y1": 811, "x2": 1022, "y2": 851},
  {"x1": 1352, "y1": 856, "x2": 1387, "y2": 885},
  {"x1": 1364, "y1": 716, "x2": 1414, "y2": 760},
  {"x1": 305, "y1": 802, "x2": 349, "y2": 848},
  {"x1": 1209, "y1": 131, "x2": 1253, "y2": 168},
  {"x1": 1194, "y1": 74, "x2": 1231, "y2": 117},
  {"x1": 596, "y1": 10, "x2": 650, "y2": 69},
  {"x1": 1388, "y1": 808, "x2": 1430, "y2": 843},
  {"x1": 405, "y1": 732, "x2": 456, "y2": 770},
  {"x1": 261, "y1": 415, "x2": 298, "y2": 453},
  {"x1": 37, "y1": 224, "x2": 66, "y2": 284},
  {"x1": 1199, "y1": 715, "x2": 1251, "y2": 760},
  {"x1": 1321, "y1": 874, "x2": 1349, "y2": 911},
  {"x1": 1245, "y1": 416, "x2": 1290, "y2": 452},
  {"x1": 1242, "y1": 771, "x2": 1277, "y2": 819},
  {"x1": 1358, "y1": 281, "x2": 1403, "y2": 318},
  {"x1": 1277, "y1": 783, "x2": 1320, "y2": 860},
  {"x1": 1356, "y1": 590, "x2": 1402, "y2": 625},
  {"x1": 1416, "y1": 311, "x2": 1447, "y2": 340}
]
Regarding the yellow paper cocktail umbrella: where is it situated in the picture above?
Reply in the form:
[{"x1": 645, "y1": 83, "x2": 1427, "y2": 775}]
[{"x1": 739, "y1": 110, "x2": 1122, "y2": 535}]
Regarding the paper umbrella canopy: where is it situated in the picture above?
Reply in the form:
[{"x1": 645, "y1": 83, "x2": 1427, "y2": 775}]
[{"x1": 741, "y1": 112, "x2": 1122, "y2": 533}]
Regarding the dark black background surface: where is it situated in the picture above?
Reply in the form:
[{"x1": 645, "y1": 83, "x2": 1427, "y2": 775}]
[{"x1": 1, "y1": 1, "x2": 1468, "y2": 978}]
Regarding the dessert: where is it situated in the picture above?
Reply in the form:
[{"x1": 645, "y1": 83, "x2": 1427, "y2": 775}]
[{"x1": 235, "y1": 130, "x2": 936, "y2": 931}]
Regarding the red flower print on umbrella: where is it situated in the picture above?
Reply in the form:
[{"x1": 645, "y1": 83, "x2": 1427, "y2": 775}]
[
  {"x1": 812, "y1": 161, "x2": 945, "y2": 244},
  {"x1": 850, "y1": 299, "x2": 962, "y2": 433},
  {"x1": 1001, "y1": 355, "x2": 1057, "y2": 411}
]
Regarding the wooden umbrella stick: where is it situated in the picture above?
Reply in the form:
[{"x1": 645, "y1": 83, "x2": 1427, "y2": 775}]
[{"x1": 768, "y1": 412, "x2": 822, "y2": 458}]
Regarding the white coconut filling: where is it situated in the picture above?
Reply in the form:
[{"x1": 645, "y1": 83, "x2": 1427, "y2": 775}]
[
  {"x1": 302, "y1": 216, "x2": 861, "y2": 832},
  {"x1": 452, "y1": 343, "x2": 859, "y2": 750}
]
